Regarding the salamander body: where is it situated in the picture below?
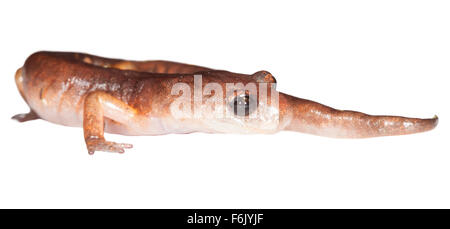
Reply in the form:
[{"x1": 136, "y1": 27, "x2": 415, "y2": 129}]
[{"x1": 13, "y1": 51, "x2": 438, "y2": 154}]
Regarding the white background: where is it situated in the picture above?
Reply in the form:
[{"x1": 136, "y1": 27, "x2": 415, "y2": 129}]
[{"x1": 0, "y1": 0, "x2": 448, "y2": 208}]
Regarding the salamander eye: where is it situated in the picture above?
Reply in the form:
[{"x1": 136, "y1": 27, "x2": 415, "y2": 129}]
[{"x1": 230, "y1": 94, "x2": 256, "y2": 116}]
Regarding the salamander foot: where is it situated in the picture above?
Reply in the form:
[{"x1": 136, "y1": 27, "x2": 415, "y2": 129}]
[
  {"x1": 12, "y1": 110, "x2": 39, "y2": 122},
  {"x1": 85, "y1": 138, "x2": 133, "y2": 154}
]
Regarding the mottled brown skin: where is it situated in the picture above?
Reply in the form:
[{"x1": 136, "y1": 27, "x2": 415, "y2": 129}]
[
  {"x1": 13, "y1": 51, "x2": 438, "y2": 154},
  {"x1": 281, "y1": 94, "x2": 438, "y2": 138}
]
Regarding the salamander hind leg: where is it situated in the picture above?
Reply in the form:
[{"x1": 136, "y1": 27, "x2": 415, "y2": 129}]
[
  {"x1": 12, "y1": 110, "x2": 40, "y2": 122},
  {"x1": 12, "y1": 68, "x2": 40, "y2": 122},
  {"x1": 83, "y1": 91, "x2": 138, "y2": 155}
]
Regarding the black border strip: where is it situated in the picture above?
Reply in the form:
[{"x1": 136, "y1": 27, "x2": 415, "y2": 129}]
[{"x1": 0, "y1": 209, "x2": 448, "y2": 227}]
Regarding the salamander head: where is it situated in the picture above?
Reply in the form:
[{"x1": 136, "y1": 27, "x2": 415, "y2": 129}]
[{"x1": 167, "y1": 70, "x2": 283, "y2": 134}]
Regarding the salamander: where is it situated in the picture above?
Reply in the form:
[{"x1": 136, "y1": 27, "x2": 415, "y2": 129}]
[{"x1": 13, "y1": 51, "x2": 438, "y2": 154}]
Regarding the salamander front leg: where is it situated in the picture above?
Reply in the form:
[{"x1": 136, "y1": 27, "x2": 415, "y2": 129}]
[
  {"x1": 83, "y1": 91, "x2": 136, "y2": 155},
  {"x1": 12, "y1": 110, "x2": 39, "y2": 122}
]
